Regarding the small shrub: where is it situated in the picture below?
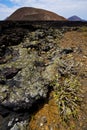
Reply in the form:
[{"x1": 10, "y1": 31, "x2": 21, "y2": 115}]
[
  {"x1": 53, "y1": 76, "x2": 82, "y2": 122},
  {"x1": 78, "y1": 26, "x2": 87, "y2": 32}
]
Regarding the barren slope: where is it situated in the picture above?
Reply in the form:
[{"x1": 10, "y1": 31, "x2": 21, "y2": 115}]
[{"x1": 7, "y1": 7, "x2": 66, "y2": 21}]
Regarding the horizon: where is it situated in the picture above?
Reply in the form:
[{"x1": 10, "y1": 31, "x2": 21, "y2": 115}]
[{"x1": 0, "y1": 0, "x2": 87, "y2": 20}]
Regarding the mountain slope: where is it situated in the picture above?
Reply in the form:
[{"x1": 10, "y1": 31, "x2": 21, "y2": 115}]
[
  {"x1": 7, "y1": 7, "x2": 66, "y2": 21},
  {"x1": 68, "y1": 15, "x2": 85, "y2": 21}
]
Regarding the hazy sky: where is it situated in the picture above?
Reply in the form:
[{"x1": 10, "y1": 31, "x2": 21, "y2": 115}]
[{"x1": 0, "y1": 0, "x2": 87, "y2": 20}]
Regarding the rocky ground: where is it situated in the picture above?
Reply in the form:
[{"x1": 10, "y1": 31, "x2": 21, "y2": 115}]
[{"x1": 0, "y1": 23, "x2": 87, "y2": 130}]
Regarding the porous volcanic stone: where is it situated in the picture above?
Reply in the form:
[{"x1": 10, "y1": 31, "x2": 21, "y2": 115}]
[{"x1": 0, "y1": 27, "x2": 62, "y2": 111}]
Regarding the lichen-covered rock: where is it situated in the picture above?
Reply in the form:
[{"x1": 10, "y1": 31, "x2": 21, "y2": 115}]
[
  {"x1": 0, "y1": 27, "x2": 62, "y2": 111},
  {"x1": 9, "y1": 120, "x2": 29, "y2": 130},
  {"x1": 0, "y1": 112, "x2": 30, "y2": 130}
]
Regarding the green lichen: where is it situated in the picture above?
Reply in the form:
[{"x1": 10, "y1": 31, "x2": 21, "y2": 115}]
[{"x1": 0, "y1": 85, "x2": 9, "y2": 101}]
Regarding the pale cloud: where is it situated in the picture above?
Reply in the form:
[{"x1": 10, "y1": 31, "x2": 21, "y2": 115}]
[
  {"x1": 9, "y1": 0, "x2": 87, "y2": 18},
  {"x1": 0, "y1": 4, "x2": 18, "y2": 20},
  {"x1": 0, "y1": 0, "x2": 87, "y2": 20}
]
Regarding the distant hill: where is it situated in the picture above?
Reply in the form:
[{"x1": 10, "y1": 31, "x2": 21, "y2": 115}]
[
  {"x1": 6, "y1": 7, "x2": 67, "y2": 21},
  {"x1": 68, "y1": 15, "x2": 86, "y2": 21}
]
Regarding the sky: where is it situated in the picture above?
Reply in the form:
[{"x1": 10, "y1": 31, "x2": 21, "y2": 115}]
[{"x1": 0, "y1": 0, "x2": 87, "y2": 20}]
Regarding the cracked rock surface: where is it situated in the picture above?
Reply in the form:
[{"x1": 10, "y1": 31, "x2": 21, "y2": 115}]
[
  {"x1": 0, "y1": 27, "x2": 62, "y2": 111},
  {"x1": 0, "y1": 25, "x2": 64, "y2": 130}
]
